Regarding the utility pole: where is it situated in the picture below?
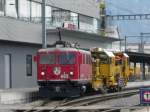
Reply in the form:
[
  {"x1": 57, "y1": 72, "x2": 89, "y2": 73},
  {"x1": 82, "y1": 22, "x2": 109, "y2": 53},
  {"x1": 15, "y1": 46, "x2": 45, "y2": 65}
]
[
  {"x1": 42, "y1": 0, "x2": 47, "y2": 48},
  {"x1": 124, "y1": 36, "x2": 127, "y2": 51},
  {"x1": 140, "y1": 33, "x2": 144, "y2": 53}
]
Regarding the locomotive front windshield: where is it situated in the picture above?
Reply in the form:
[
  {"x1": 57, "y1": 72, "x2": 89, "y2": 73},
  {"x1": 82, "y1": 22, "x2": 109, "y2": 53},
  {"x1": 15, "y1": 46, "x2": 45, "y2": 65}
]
[
  {"x1": 99, "y1": 52, "x2": 109, "y2": 64},
  {"x1": 40, "y1": 54, "x2": 55, "y2": 64},
  {"x1": 59, "y1": 53, "x2": 75, "y2": 64},
  {"x1": 39, "y1": 52, "x2": 76, "y2": 65}
]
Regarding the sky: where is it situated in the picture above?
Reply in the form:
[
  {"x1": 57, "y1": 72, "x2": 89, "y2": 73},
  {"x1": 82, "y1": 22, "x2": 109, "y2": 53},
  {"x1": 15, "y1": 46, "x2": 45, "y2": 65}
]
[{"x1": 105, "y1": 0, "x2": 150, "y2": 43}]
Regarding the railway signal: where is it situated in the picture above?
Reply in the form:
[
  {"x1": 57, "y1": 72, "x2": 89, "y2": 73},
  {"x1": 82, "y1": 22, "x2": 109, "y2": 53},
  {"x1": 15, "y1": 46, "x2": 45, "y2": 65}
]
[{"x1": 140, "y1": 88, "x2": 150, "y2": 105}]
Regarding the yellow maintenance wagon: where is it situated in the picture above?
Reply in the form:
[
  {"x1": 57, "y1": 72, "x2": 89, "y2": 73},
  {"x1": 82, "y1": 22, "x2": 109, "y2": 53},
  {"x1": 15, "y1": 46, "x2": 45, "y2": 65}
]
[{"x1": 91, "y1": 48, "x2": 130, "y2": 92}]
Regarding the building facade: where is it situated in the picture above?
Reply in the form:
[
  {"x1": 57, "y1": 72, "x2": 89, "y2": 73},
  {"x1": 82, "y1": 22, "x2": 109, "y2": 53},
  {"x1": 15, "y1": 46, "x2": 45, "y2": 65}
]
[{"x1": 0, "y1": 0, "x2": 118, "y2": 89}]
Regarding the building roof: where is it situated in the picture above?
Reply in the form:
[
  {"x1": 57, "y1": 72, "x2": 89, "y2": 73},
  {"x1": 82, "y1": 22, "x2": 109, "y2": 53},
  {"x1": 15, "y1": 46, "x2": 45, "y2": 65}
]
[{"x1": 126, "y1": 51, "x2": 150, "y2": 64}]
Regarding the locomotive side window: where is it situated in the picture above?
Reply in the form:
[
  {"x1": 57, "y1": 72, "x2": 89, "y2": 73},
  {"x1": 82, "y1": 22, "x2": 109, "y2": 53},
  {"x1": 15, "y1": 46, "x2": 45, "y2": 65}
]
[
  {"x1": 82, "y1": 54, "x2": 84, "y2": 64},
  {"x1": 82, "y1": 54, "x2": 91, "y2": 64},
  {"x1": 59, "y1": 53, "x2": 75, "y2": 64},
  {"x1": 86, "y1": 55, "x2": 88, "y2": 64},
  {"x1": 40, "y1": 54, "x2": 55, "y2": 64},
  {"x1": 88, "y1": 55, "x2": 91, "y2": 64},
  {"x1": 84, "y1": 54, "x2": 86, "y2": 64}
]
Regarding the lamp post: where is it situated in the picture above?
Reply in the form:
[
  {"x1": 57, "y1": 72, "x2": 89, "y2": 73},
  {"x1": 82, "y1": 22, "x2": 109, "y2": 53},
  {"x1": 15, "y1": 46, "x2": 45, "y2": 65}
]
[
  {"x1": 140, "y1": 32, "x2": 150, "y2": 53},
  {"x1": 140, "y1": 33, "x2": 144, "y2": 53},
  {"x1": 42, "y1": 0, "x2": 47, "y2": 49}
]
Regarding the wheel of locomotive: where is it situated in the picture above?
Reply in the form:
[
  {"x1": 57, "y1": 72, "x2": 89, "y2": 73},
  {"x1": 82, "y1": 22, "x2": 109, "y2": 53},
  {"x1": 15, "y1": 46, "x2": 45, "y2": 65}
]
[
  {"x1": 100, "y1": 86, "x2": 108, "y2": 94},
  {"x1": 80, "y1": 85, "x2": 87, "y2": 96},
  {"x1": 86, "y1": 84, "x2": 94, "y2": 94},
  {"x1": 112, "y1": 85, "x2": 123, "y2": 92},
  {"x1": 107, "y1": 86, "x2": 117, "y2": 93},
  {"x1": 117, "y1": 86, "x2": 122, "y2": 92}
]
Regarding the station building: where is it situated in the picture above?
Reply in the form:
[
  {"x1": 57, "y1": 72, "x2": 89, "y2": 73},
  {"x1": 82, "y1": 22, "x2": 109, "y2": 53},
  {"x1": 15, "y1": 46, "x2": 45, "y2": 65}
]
[{"x1": 0, "y1": 0, "x2": 119, "y2": 89}]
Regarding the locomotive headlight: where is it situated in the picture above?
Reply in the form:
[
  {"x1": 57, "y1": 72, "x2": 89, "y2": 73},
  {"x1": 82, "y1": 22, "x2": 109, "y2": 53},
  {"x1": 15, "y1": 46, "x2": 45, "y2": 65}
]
[
  {"x1": 69, "y1": 71, "x2": 74, "y2": 76},
  {"x1": 41, "y1": 72, "x2": 45, "y2": 76},
  {"x1": 53, "y1": 67, "x2": 61, "y2": 75}
]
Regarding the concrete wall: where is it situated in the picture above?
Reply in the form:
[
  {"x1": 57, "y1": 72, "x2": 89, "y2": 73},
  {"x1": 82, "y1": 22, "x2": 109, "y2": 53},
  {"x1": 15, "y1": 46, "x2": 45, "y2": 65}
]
[
  {"x1": 0, "y1": 16, "x2": 42, "y2": 44},
  {"x1": 33, "y1": 0, "x2": 100, "y2": 18},
  {"x1": 0, "y1": 42, "x2": 40, "y2": 89}
]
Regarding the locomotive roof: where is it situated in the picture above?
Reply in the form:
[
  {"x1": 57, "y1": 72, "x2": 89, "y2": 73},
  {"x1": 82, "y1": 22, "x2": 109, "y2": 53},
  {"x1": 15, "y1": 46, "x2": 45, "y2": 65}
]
[
  {"x1": 104, "y1": 50, "x2": 115, "y2": 57},
  {"x1": 123, "y1": 53, "x2": 129, "y2": 58},
  {"x1": 38, "y1": 47, "x2": 90, "y2": 54}
]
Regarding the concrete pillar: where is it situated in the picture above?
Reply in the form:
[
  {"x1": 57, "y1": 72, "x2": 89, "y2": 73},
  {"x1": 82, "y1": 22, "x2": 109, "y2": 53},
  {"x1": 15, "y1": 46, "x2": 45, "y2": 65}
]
[
  {"x1": 141, "y1": 62, "x2": 146, "y2": 80},
  {"x1": 143, "y1": 62, "x2": 146, "y2": 80},
  {"x1": 134, "y1": 62, "x2": 136, "y2": 77},
  {"x1": 148, "y1": 64, "x2": 150, "y2": 80}
]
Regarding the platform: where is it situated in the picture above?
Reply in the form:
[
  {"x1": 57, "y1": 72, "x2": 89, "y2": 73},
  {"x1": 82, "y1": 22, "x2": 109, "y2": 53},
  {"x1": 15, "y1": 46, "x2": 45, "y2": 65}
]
[
  {"x1": 0, "y1": 87, "x2": 38, "y2": 104},
  {"x1": 126, "y1": 80, "x2": 150, "y2": 89}
]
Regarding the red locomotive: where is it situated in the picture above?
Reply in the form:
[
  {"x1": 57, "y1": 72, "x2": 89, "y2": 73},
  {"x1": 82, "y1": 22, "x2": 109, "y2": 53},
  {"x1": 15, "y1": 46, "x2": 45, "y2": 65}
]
[{"x1": 34, "y1": 41, "x2": 92, "y2": 97}]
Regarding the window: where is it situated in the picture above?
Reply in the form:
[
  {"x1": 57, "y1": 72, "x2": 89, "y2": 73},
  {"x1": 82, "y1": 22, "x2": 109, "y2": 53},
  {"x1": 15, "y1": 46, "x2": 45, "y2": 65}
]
[
  {"x1": 46, "y1": 6, "x2": 52, "y2": 17},
  {"x1": 70, "y1": 12, "x2": 78, "y2": 28},
  {"x1": 85, "y1": 55, "x2": 88, "y2": 64},
  {"x1": 89, "y1": 55, "x2": 92, "y2": 64},
  {"x1": 93, "y1": 18, "x2": 99, "y2": 33},
  {"x1": 40, "y1": 54, "x2": 55, "y2": 64},
  {"x1": 79, "y1": 14, "x2": 93, "y2": 32},
  {"x1": 46, "y1": 5, "x2": 52, "y2": 27},
  {"x1": 82, "y1": 54, "x2": 85, "y2": 64},
  {"x1": 19, "y1": 0, "x2": 31, "y2": 21},
  {"x1": 26, "y1": 55, "x2": 32, "y2": 76},
  {"x1": 87, "y1": 55, "x2": 91, "y2": 64},
  {"x1": 5, "y1": 0, "x2": 17, "y2": 18},
  {"x1": 99, "y1": 52, "x2": 109, "y2": 64},
  {"x1": 59, "y1": 53, "x2": 75, "y2": 65},
  {"x1": 31, "y1": 2, "x2": 41, "y2": 22},
  {"x1": 0, "y1": 0, "x2": 4, "y2": 15},
  {"x1": 52, "y1": 8, "x2": 71, "y2": 27}
]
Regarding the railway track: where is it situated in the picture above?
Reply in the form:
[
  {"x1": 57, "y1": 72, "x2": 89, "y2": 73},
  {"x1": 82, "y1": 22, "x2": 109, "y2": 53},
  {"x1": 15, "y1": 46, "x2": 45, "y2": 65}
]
[
  {"x1": 14, "y1": 89, "x2": 139, "y2": 112},
  {"x1": 61, "y1": 89, "x2": 139, "y2": 106}
]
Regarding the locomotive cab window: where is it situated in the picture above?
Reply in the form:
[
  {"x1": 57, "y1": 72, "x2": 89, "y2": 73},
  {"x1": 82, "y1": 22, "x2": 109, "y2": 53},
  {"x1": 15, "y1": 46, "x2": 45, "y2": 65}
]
[
  {"x1": 59, "y1": 53, "x2": 76, "y2": 64},
  {"x1": 40, "y1": 54, "x2": 55, "y2": 64},
  {"x1": 26, "y1": 55, "x2": 32, "y2": 76},
  {"x1": 99, "y1": 52, "x2": 109, "y2": 64}
]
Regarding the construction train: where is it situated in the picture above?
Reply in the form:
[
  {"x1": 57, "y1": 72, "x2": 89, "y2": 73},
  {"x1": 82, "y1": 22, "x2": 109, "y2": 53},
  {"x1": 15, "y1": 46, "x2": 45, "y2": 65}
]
[{"x1": 34, "y1": 41, "x2": 130, "y2": 98}]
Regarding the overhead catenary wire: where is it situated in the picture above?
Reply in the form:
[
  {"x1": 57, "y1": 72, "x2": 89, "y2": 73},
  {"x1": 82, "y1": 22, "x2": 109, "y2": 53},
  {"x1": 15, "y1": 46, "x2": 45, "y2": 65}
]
[{"x1": 106, "y1": 1, "x2": 137, "y2": 14}]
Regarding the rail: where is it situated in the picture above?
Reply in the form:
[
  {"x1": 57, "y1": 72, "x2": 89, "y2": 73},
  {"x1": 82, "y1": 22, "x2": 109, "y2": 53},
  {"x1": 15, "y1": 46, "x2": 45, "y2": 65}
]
[
  {"x1": 61, "y1": 89, "x2": 139, "y2": 106},
  {"x1": 19, "y1": 89, "x2": 139, "y2": 112}
]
